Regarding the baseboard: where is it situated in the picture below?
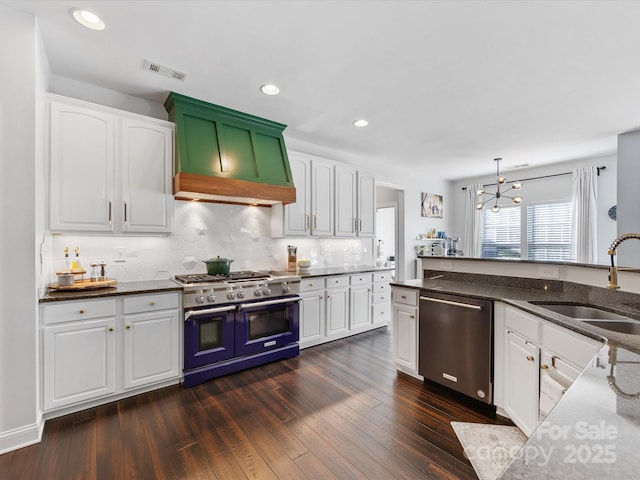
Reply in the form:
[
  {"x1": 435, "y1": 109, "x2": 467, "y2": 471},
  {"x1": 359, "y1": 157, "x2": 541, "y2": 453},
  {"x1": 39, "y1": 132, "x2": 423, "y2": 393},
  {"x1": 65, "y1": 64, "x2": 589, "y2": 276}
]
[{"x1": 0, "y1": 415, "x2": 44, "y2": 455}]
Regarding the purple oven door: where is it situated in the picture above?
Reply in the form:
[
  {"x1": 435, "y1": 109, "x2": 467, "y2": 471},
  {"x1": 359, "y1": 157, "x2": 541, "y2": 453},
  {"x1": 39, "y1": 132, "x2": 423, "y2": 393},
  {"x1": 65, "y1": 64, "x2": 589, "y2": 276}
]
[
  {"x1": 235, "y1": 296, "x2": 300, "y2": 357},
  {"x1": 184, "y1": 305, "x2": 236, "y2": 370}
]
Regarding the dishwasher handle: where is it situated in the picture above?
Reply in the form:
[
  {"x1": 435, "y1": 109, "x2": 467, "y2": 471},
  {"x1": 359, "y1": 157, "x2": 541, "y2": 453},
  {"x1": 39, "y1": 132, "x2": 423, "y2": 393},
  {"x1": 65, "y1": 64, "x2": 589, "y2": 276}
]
[{"x1": 419, "y1": 295, "x2": 483, "y2": 311}]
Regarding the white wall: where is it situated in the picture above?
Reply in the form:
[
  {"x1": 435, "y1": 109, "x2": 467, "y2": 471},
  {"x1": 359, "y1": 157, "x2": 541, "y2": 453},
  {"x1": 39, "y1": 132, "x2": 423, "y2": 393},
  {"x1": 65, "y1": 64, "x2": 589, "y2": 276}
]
[
  {"x1": 451, "y1": 155, "x2": 617, "y2": 265},
  {"x1": 0, "y1": 5, "x2": 40, "y2": 453}
]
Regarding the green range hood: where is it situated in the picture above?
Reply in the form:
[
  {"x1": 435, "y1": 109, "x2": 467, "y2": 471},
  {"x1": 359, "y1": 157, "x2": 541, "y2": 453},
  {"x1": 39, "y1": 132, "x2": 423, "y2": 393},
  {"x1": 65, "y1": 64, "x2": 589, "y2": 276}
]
[{"x1": 164, "y1": 92, "x2": 296, "y2": 206}]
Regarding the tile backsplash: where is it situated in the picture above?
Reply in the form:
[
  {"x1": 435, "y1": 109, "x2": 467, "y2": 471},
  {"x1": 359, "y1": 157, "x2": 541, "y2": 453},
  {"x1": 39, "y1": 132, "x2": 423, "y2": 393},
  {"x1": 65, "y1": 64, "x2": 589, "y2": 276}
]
[{"x1": 42, "y1": 200, "x2": 374, "y2": 286}]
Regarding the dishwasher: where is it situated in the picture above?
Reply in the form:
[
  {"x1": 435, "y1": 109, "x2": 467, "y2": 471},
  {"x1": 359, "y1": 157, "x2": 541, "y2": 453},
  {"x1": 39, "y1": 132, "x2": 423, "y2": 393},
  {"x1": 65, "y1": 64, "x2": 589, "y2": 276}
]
[{"x1": 419, "y1": 291, "x2": 493, "y2": 404}]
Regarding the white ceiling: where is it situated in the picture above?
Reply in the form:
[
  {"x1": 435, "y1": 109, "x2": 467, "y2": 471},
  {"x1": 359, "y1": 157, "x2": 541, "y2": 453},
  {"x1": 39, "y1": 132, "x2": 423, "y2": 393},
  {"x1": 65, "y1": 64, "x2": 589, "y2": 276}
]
[{"x1": 7, "y1": 0, "x2": 640, "y2": 180}]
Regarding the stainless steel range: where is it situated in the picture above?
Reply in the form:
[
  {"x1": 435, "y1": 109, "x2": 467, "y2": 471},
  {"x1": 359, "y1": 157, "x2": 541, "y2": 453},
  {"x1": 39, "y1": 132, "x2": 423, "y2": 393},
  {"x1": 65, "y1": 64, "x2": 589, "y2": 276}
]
[
  {"x1": 175, "y1": 271, "x2": 301, "y2": 387},
  {"x1": 175, "y1": 271, "x2": 300, "y2": 308}
]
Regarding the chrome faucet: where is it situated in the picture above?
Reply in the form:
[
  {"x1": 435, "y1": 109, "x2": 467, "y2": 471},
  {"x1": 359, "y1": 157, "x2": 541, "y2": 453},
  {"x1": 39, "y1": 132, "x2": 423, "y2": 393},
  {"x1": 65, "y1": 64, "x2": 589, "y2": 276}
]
[{"x1": 607, "y1": 233, "x2": 640, "y2": 289}]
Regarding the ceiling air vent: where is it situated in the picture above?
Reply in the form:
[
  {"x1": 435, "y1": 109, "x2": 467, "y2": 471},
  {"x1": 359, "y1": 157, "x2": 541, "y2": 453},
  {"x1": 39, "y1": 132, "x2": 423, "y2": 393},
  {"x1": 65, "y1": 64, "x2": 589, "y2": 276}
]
[{"x1": 143, "y1": 60, "x2": 186, "y2": 81}]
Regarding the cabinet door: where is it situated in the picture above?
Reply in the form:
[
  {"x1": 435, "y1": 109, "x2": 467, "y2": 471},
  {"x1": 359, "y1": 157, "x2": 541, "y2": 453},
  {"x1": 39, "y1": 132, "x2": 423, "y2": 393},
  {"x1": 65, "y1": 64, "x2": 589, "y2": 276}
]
[
  {"x1": 350, "y1": 284, "x2": 371, "y2": 330},
  {"x1": 334, "y1": 165, "x2": 357, "y2": 237},
  {"x1": 123, "y1": 309, "x2": 180, "y2": 390},
  {"x1": 49, "y1": 99, "x2": 115, "y2": 232},
  {"x1": 43, "y1": 318, "x2": 116, "y2": 411},
  {"x1": 357, "y1": 171, "x2": 376, "y2": 236},
  {"x1": 326, "y1": 287, "x2": 349, "y2": 335},
  {"x1": 392, "y1": 304, "x2": 418, "y2": 373},
  {"x1": 300, "y1": 290, "x2": 324, "y2": 347},
  {"x1": 505, "y1": 330, "x2": 540, "y2": 437},
  {"x1": 120, "y1": 118, "x2": 174, "y2": 233},
  {"x1": 283, "y1": 155, "x2": 311, "y2": 235},
  {"x1": 310, "y1": 159, "x2": 334, "y2": 236}
]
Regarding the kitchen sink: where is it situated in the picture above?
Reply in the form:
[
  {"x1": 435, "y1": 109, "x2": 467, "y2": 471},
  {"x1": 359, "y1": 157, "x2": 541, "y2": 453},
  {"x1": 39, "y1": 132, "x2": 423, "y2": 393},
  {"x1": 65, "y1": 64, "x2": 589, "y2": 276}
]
[
  {"x1": 530, "y1": 301, "x2": 640, "y2": 335},
  {"x1": 582, "y1": 320, "x2": 640, "y2": 335},
  {"x1": 529, "y1": 302, "x2": 629, "y2": 320}
]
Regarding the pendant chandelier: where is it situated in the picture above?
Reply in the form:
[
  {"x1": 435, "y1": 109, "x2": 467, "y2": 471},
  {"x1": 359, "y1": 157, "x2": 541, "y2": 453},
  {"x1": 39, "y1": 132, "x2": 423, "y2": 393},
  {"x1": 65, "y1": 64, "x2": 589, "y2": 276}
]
[{"x1": 475, "y1": 158, "x2": 522, "y2": 212}]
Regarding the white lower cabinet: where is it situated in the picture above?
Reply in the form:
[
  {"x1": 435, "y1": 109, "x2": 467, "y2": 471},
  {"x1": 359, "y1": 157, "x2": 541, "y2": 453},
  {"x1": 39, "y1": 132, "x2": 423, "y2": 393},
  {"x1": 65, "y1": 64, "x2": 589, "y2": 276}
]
[
  {"x1": 43, "y1": 317, "x2": 116, "y2": 411},
  {"x1": 504, "y1": 330, "x2": 540, "y2": 437},
  {"x1": 371, "y1": 271, "x2": 393, "y2": 326},
  {"x1": 123, "y1": 309, "x2": 180, "y2": 389},
  {"x1": 326, "y1": 276, "x2": 349, "y2": 336},
  {"x1": 299, "y1": 280, "x2": 325, "y2": 347},
  {"x1": 349, "y1": 273, "x2": 372, "y2": 330},
  {"x1": 41, "y1": 292, "x2": 180, "y2": 413},
  {"x1": 499, "y1": 303, "x2": 603, "y2": 437},
  {"x1": 299, "y1": 272, "x2": 391, "y2": 349},
  {"x1": 391, "y1": 287, "x2": 420, "y2": 378}
]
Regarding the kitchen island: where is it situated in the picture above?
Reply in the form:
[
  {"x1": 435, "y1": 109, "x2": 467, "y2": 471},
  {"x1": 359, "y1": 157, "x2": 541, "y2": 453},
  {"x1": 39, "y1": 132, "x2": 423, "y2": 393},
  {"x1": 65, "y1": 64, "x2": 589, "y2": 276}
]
[{"x1": 391, "y1": 271, "x2": 640, "y2": 478}]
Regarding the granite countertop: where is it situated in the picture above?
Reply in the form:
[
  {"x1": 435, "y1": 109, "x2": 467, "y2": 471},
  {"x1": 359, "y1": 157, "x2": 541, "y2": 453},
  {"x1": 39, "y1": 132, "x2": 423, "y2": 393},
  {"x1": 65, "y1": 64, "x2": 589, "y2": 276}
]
[
  {"x1": 391, "y1": 276, "x2": 640, "y2": 352},
  {"x1": 272, "y1": 264, "x2": 395, "y2": 279},
  {"x1": 39, "y1": 279, "x2": 182, "y2": 303},
  {"x1": 391, "y1": 273, "x2": 640, "y2": 478}
]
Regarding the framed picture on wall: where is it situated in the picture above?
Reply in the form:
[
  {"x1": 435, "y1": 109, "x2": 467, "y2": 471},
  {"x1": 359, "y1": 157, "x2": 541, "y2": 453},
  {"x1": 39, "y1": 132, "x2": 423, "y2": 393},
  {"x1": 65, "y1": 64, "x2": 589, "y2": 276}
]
[{"x1": 421, "y1": 192, "x2": 443, "y2": 218}]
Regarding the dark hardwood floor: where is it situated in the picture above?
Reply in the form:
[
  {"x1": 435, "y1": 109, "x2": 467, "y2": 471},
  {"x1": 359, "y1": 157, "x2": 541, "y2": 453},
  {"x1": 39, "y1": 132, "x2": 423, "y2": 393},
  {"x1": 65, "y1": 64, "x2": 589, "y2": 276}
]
[{"x1": 0, "y1": 327, "x2": 511, "y2": 479}]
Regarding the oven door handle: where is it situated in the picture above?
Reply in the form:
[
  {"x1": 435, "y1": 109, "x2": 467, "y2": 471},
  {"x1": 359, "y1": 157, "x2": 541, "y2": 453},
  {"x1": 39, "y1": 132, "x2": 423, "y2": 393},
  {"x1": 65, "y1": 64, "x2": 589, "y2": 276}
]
[
  {"x1": 238, "y1": 296, "x2": 301, "y2": 311},
  {"x1": 185, "y1": 305, "x2": 236, "y2": 321}
]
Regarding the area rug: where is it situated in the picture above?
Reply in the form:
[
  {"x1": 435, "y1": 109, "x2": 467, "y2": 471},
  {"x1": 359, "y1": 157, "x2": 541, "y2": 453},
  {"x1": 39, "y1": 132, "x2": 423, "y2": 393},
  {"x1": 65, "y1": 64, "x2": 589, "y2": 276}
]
[{"x1": 451, "y1": 422, "x2": 527, "y2": 480}]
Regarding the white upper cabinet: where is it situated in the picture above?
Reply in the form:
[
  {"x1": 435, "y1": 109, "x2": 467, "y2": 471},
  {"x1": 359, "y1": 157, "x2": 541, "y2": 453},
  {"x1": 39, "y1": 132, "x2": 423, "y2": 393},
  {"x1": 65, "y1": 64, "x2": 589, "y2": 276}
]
[
  {"x1": 272, "y1": 152, "x2": 334, "y2": 237},
  {"x1": 120, "y1": 118, "x2": 173, "y2": 233},
  {"x1": 335, "y1": 165, "x2": 376, "y2": 237},
  {"x1": 49, "y1": 99, "x2": 115, "y2": 232},
  {"x1": 47, "y1": 94, "x2": 174, "y2": 234}
]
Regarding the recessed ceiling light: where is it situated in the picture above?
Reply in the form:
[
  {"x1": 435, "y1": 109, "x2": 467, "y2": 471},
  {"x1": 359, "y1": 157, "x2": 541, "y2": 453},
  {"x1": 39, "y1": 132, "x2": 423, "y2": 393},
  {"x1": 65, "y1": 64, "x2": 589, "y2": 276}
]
[
  {"x1": 71, "y1": 8, "x2": 106, "y2": 30},
  {"x1": 353, "y1": 119, "x2": 369, "y2": 127},
  {"x1": 260, "y1": 84, "x2": 280, "y2": 96}
]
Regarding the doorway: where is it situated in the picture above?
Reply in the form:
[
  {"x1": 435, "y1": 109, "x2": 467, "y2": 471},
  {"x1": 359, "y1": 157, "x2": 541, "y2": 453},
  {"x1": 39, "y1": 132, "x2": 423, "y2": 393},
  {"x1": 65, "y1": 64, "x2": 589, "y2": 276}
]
[{"x1": 376, "y1": 183, "x2": 405, "y2": 281}]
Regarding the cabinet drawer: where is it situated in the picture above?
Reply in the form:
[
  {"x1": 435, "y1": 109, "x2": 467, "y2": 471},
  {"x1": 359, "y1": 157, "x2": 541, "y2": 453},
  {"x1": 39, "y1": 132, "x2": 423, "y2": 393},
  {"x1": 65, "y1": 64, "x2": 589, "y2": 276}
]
[
  {"x1": 350, "y1": 273, "x2": 373, "y2": 285},
  {"x1": 42, "y1": 298, "x2": 116, "y2": 325},
  {"x1": 123, "y1": 292, "x2": 180, "y2": 315},
  {"x1": 326, "y1": 275, "x2": 349, "y2": 288},
  {"x1": 372, "y1": 302, "x2": 391, "y2": 323},
  {"x1": 372, "y1": 291, "x2": 391, "y2": 304},
  {"x1": 392, "y1": 288, "x2": 418, "y2": 306},
  {"x1": 300, "y1": 278, "x2": 325, "y2": 292},
  {"x1": 505, "y1": 306, "x2": 541, "y2": 343},
  {"x1": 373, "y1": 282, "x2": 391, "y2": 294},
  {"x1": 541, "y1": 322, "x2": 602, "y2": 368},
  {"x1": 374, "y1": 271, "x2": 393, "y2": 283}
]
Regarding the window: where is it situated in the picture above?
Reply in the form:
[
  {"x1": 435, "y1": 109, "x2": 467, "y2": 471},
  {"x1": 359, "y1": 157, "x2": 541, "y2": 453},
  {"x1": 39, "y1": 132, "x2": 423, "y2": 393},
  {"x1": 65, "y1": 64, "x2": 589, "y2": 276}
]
[
  {"x1": 527, "y1": 202, "x2": 573, "y2": 261},
  {"x1": 481, "y1": 207, "x2": 521, "y2": 258}
]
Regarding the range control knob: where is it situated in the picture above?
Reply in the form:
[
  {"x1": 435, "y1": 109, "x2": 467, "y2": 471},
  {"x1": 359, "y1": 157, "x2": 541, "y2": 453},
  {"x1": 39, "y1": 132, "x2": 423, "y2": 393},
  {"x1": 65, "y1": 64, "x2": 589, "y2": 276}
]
[
  {"x1": 207, "y1": 294, "x2": 216, "y2": 302},
  {"x1": 282, "y1": 285, "x2": 290, "y2": 294},
  {"x1": 263, "y1": 288, "x2": 272, "y2": 296},
  {"x1": 226, "y1": 291, "x2": 236, "y2": 300},
  {"x1": 195, "y1": 295, "x2": 205, "y2": 304},
  {"x1": 254, "y1": 289, "x2": 263, "y2": 297}
]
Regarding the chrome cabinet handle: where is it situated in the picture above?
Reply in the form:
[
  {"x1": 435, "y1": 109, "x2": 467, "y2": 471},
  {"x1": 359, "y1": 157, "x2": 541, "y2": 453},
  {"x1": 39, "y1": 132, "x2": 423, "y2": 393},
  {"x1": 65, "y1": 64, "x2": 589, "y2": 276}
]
[
  {"x1": 108, "y1": 201, "x2": 112, "y2": 224},
  {"x1": 305, "y1": 214, "x2": 310, "y2": 230},
  {"x1": 313, "y1": 214, "x2": 317, "y2": 230},
  {"x1": 124, "y1": 202, "x2": 128, "y2": 223},
  {"x1": 527, "y1": 355, "x2": 535, "y2": 362}
]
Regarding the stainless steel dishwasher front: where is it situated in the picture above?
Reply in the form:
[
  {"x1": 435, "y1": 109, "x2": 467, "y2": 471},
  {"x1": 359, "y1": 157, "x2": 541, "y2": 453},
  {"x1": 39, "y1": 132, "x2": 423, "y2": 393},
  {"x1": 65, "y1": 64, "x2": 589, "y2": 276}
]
[{"x1": 418, "y1": 291, "x2": 493, "y2": 404}]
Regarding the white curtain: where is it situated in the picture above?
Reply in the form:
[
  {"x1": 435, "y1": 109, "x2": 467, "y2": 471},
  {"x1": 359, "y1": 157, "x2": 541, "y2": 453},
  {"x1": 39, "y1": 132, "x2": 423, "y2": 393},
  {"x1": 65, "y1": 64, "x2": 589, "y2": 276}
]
[
  {"x1": 571, "y1": 167, "x2": 598, "y2": 263},
  {"x1": 463, "y1": 184, "x2": 483, "y2": 258}
]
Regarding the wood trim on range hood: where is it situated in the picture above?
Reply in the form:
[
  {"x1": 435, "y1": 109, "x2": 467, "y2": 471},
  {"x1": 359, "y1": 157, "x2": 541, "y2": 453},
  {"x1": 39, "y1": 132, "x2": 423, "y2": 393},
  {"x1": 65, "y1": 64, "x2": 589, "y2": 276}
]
[{"x1": 174, "y1": 172, "x2": 296, "y2": 207}]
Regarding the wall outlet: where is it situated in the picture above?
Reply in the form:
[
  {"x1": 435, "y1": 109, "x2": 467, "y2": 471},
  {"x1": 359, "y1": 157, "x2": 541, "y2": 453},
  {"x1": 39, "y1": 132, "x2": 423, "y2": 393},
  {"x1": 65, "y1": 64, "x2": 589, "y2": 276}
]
[
  {"x1": 538, "y1": 266, "x2": 559, "y2": 279},
  {"x1": 114, "y1": 249, "x2": 126, "y2": 263},
  {"x1": 439, "y1": 260, "x2": 453, "y2": 271}
]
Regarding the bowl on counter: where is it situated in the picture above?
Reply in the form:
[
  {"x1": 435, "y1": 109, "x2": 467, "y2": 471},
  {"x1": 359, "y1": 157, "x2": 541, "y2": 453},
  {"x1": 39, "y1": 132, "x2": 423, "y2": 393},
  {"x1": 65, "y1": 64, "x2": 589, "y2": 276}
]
[{"x1": 298, "y1": 259, "x2": 311, "y2": 270}]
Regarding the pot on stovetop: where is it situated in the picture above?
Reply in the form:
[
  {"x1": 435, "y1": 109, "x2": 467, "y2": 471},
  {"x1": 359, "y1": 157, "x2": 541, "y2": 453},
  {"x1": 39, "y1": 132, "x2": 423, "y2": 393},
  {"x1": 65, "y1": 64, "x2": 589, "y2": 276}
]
[{"x1": 204, "y1": 256, "x2": 234, "y2": 275}]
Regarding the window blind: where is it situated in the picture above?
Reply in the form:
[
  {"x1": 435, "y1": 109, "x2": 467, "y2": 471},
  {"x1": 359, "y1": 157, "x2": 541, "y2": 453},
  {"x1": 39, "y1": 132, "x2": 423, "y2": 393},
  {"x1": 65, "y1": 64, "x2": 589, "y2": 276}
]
[
  {"x1": 481, "y1": 207, "x2": 521, "y2": 258},
  {"x1": 527, "y1": 202, "x2": 573, "y2": 261}
]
